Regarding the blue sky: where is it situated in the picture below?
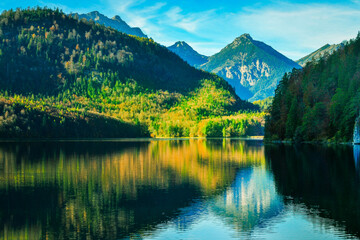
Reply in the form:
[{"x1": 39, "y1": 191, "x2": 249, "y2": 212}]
[{"x1": 1, "y1": 0, "x2": 360, "y2": 60}]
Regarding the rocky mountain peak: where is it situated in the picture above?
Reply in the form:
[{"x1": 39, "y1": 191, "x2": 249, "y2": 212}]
[
  {"x1": 230, "y1": 33, "x2": 254, "y2": 48},
  {"x1": 201, "y1": 35, "x2": 300, "y2": 101},
  {"x1": 73, "y1": 11, "x2": 147, "y2": 38},
  {"x1": 89, "y1": 11, "x2": 100, "y2": 15},
  {"x1": 174, "y1": 41, "x2": 191, "y2": 49},
  {"x1": 112, "y1": 15, "x2": 123, "y2": 21},
  {"x1": 236, "y1": 33, "x2": 253, "y2": 41},
  {"x1": 240, "y1": 33, "x2": 252, "y2": 39},
  {"x1": 168, "y1": 41, "x2": 208, "y2": 67},
  {"x1": 88, "y1": 11, "x2": 102, "y2": 17}
]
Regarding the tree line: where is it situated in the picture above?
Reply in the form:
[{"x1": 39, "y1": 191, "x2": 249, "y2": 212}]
[{"x1": 265, "y1": 32, "x2": 360, "y2": 142}]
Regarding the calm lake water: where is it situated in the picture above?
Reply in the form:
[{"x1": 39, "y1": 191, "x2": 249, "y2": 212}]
[{"x1": 0, "y1": 139, "x2": 359, "y2": 240}]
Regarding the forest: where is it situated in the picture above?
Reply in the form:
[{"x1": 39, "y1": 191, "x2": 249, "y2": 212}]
[
  {"x1": 265, "y1": 33, "x2": 360, "y2": 142},
  {"x1": 0, "y1": 7, "x2": 262, "y2": 138}
]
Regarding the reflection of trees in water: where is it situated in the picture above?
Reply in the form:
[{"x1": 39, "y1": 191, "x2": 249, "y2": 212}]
[
  {"x1": 265, "y1": 143, "x2": 360, "y2": 239},
  {"x1": 0, "y1": 140, "x2": 264, "y2": 240}
]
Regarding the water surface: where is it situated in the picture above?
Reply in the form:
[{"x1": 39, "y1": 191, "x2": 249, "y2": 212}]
[{"x1": 0, "y1": 140, "x2": 359, "y2": 239}]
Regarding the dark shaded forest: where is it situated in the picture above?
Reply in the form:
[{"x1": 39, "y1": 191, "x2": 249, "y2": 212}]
[{"x1": 265, "y1": 33, "x2": 360, "y2": 142}]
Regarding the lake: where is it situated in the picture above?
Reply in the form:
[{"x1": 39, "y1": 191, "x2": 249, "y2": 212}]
[{"x1": 0, "y1": 139, "x2": 359, "y2": 240}]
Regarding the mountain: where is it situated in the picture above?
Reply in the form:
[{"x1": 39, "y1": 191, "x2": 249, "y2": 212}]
[
  {"x1": 73, "y1": 11, "x2": 147, "y2": 38},
  {"x1": 265, "y1": 33, "x2": 360, "y2": 142},
  {"x1": 296, "y1": 43, "x2": 344, "y2": 67},
  {"x1": 168, "y1": 41, "x2": 208, "y2": 67},
  {"x1": 0, "y1": 7, "x2": 260, "y2": 138},
  {"x1": 201, "y1": 34, "x2": 301, "y2": 101}
]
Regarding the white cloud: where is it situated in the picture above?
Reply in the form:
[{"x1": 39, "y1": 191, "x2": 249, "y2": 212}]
[
  {"x1": 162, "y1": 7, "x2": 216, "y2": 33},
  {"x1": 107, "y1": 0, "x2": 166, "y2": 39},
  {"x1": 115, "y1": 0, "x2": 145, "y2": 12},
  {"x1": 103, "y1": 1, "x2": 360, "y2": 59},
  {"x1": 235, "y1": 2, "x2": 360, "y2": 59},
  {"x1": 106, "y1": 0, "x2": 218, "y2": 48}
]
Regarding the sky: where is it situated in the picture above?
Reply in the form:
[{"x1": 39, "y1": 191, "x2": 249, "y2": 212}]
[{"x1": 1, "y1": 0, "x2": 360, "y2": 60}]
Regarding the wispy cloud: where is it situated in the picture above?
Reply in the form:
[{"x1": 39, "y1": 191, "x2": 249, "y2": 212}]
[
  {"x1": 30, "y1": 0, "x2": 360, "y2": 60},
  {"x1": 235, "y1": 2, "x2": 360, "y2": 59},
  {"x1": 162, "y1": 7, "x2": 216, "y2": 33},
  {"x1": 115, "y1": 0, "x2": 145, "y2": 12},
  {"x1": 106, "y1": 0, "x2": 218, "y2": 48},
  {"x1": 107, "y1": 0, "x2": 166, "y2": 39},
  {"x1": 158, "y1": 1, "x2": 360, "y2": 59}
]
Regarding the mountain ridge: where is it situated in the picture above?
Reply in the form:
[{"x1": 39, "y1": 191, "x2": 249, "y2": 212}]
[
  {"x1": 73, "y1": 11, "x2": 147, "y2": 38},
  {"x1": 296, "y1": 43, "x2": 344, "y2": 67},
  {"x1": 168, "y1": 41, "x2": 208, "y2": 67},
  {"x1": 201, "y1": 33, "x2": 301, "y2": 101}
]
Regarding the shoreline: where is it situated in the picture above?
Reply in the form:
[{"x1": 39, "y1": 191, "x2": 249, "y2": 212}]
[
  {"x1": 264, "y1": 139, "x2": 356, "y2": 146},
  {"x1": 0, "y1": 136, "x2": 264, "y2": 143},
  {"x1": 1, "y1": 137, "x2": 357, "y2": 145}
]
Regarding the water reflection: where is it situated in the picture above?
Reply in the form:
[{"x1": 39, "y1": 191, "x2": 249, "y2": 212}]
[
  {"x1": 0, "y1": 140, "x2": 359, "y2": 239},
  {"x1": 0, "y1": 140, "x2": 264, "y2": 240},
  {"x1": 354, "y1": 145, "x2": 360, "y2": 169},
  {"x1": 161, "y1": 166, "x2": 284, "y2": 238},
  {"x1": 265, "y1": 143, "x2": 360, "y2": 239},
  {"x1": 208, "y1": 167, "x2": 283, "y2": 232}
]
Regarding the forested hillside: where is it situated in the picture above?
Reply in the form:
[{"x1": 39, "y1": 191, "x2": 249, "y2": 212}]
[
  {"x1": 0, "y1": 7, "x2": 211, "y2": 94},
  {"x1": 265, "y1": 33, "x2": 360, "y2": 142},
  {"x1": 0, "y1": 7, "x2": 261, "y2": 138}
]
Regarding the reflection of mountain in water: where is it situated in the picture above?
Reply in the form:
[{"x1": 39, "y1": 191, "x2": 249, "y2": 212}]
[
  {"x1": 209, "y1": 167, "x2": 283, "y2": 232},
  {"x1": 164, "y1": 166, "x2": 283, "y2": 237},
  {"x1": 158, "y1": 143, "x2": 360, "y2": 240}
]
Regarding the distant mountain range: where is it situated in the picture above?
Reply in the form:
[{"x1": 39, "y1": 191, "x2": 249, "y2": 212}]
[
  {"x1": 71, "y1": 11, "x2": 344, "y2": 102},
  {"x1": 168, "y1": 36, "x2": 300, "y2": 101},
  {"x1": 72, "y1": 11, "x2": 147, "y2": 38},
  {"x1": 168, "y1": 41, "x2": 208, "y2": 67},
  {"x1": 200, "y1": 34, "x2": 300, "y2": 101},
  {"x1": 296, "y1": 43, "x2": 344, "y2": 67}
]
